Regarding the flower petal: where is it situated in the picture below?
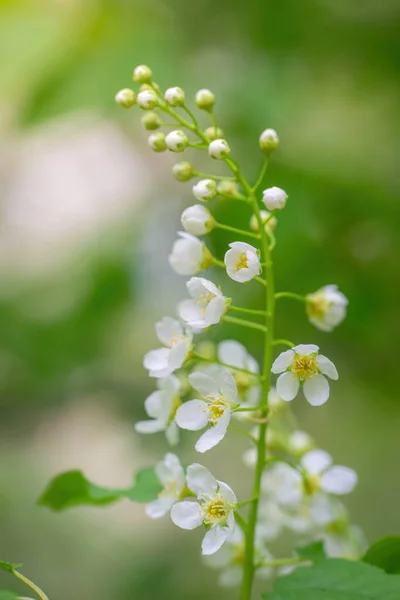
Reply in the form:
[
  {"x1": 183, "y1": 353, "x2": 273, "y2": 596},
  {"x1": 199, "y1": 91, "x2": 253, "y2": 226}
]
[
  {"x1": 293, "y1": 344, "x2": 319, "y2": 355},
  {"x1": 178, "y1": 299, "x2": 202, "y2": 324},
  {"x1": 156, "y1": 317, "x2": 182, "y2": 346},
  {"x1": 217, "y1": 481, "x2": 237, "y2": 504},
  {"x1": 218, "y1": 340, "x2": 248, "y2": 369},
  {"x1": 144, "y1": 391, "x2": 165, "y2": 419},
  {"x1": 271, "y1": 350, "x2": 294, "y2": 374},
  {"x1": 189, "y1": 371, "x2": 219, "y2": 396},
  {"x1": 168, "y1": 340, "x2": 190, "y2": 371},
  {"x1": 175, "y1": 400, "x2": 209, "y2": 431},
  {"x1": 321, "y1": 466, "x2": 358, "y2": 495},
  {"x1": 135, "y1": 419, "x2": 165, "y2": 434},
  {"x1": 202, "y1": 525, "x2": 229, "y2": 555},
  {"x1": 318, "y1": 355, "x2": 339, "y2": 380},
  {"x1": 301, "y1": 449, "x2": 332, "y2": 475},
  {"x1": 195, "y1": 409, "x2": 231, "y2": 453},
  {"x1": 187, "y1": 463, "x2": 218, "y2": 496},
  {"x1": 145, "y1": 496, "x2": 175, "y2": 519},
  {"x1": 219, "y1": 370, "x2": 238, "y2": 402},
  {"x1": 170, "y1": 501, "x2": 204, "y2": 529},
  {"x1": 276, "y1": 372, "x2": 299, "y2": 401},
  {"x1": 143, "y1": 348, "x2": 169, "y2": 372},
  {"x1": 205, "y1": 296, "x2": 226, "y2": 325},
  {"x1": 303, "y1": 374, "x2": 330, "y2": 406},
  {"x1": 165, "y1": 422, "x2": 179, "y2": 446}
]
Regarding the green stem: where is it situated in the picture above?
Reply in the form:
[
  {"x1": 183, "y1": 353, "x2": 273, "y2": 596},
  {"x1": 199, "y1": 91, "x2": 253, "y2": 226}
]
[
  {"x1": 222, "y1": 315, "x2": 267, "y2": 333},
  {"x1": 191, "y1": 353, "x2": 260, "y2": 378},
  {"x1": 236, "y1": 497, "x2": 258, "y2": 509},
  {"x1": 257, "y1": 556, "x2": 304, "y2": 568},
  {"x1": 255, "y1": 276, "x2": 267, "y2": 287},
  {"x1": 194, "y1": 171, "x2": 236, "y2": 182},
  {"x1": 251, "y1": 157, "x2": 269, "y2": 192},
  {"x1": 212, "y1": 258, "x2": 225, "y2": 269},
  {"x1": 229, "y1": 305, "x2": 266, "y2": 317},
  {"x1": 272, "y1": 339, "x2": 295, "y2": 348},
  {"x1": 275, "y1": 291, "x2": 306, "y2": 302},
  {"x1": 13, "y1": 570, "x2": 49, "y2": 600},
  {"x1": 234, "y1": 406, "x2": 262, "y2": 413},
  {"x1": 235, "y1": 512, "x2": 248, "y2": 531},
  {"x1": 228, "y1": 425, "x2": 257, "y2": 444},
  {"x1": 215, "y1": 222, "x2": 260, "y2": 240}
]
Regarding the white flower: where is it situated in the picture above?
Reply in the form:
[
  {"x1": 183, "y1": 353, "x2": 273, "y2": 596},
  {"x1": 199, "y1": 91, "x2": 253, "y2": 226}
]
[
  {"x1": 249, "y1": 210, "x2": 277, "y2": 235},
  {"x1": 287, "y1": 430, "x2": 315, "y2": 456},
  {"x1": 175, "y1": 369, "x2": 237, "y2": 452},
  {"x1": 137, "y1": 89, "x2": 158, "y2": 109},
  {"x1": 301, "y1": 449, "x2": 358, "y2": 497},
  {"x1": 178, "y1": 277, "x2": 227, "y2": 329},
  {"x1": 165, "y1": 86, "x2": 185, "y2": 106},
  {"x1": 262, "y1": 462, "x2": 304, "y2": 509},
  {"x1": 322, "y1": 524, "x2": 367, "y2": 559},
  {"x1": 259, "y1": 128, "x2": 279, "y2": 153},
  {"x1": 143, "y1": 317, "x2": 193, "y2": 378},
  {"x1": 208, "y1": 139, "x2": 231, "y2": 159},
  {"x1": 217, "y1": 340, "x2": 260, "y2": 412},
  {"x1": 135, "y1": 375, "x2": 182, "y2": 445},
  {"x1": 169, "y1": 232, "x2": 213, "y2": 275},
  {"x1": 165, "y1": 130, "x2": 189, "y2": 152},
  {"x1": 192, "y1": 179, "x2": 217, "y2": 202},
  {"x1": 257, "y1": 500, "x2": 290, "y2": 541},
  {"x1": 262, "y1": 186, "x2": 288, "y2": 211},
  {"x1": 146, "y1": 453, "x2": 185, "y2": 518},
  {"x1": 224, "y1": 242, "x2": 261, "y2": 283},
  {"x1": 181, "y1": 205, "x2": 215, "y2": 236},
  {"x1": 271, "y1": 344, "x2": 338, "y2": 406},
  {"x1": 306, "y1": 285, "x2": 348, "y2": 332},
  {"x1": 170, "y1": 463, "x2": 237, "y2": 555}
]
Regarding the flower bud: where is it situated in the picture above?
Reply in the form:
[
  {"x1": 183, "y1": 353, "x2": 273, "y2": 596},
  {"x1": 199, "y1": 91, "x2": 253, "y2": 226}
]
[
  {"x1": 192, "y1": 179, "x2": 217, "y2": 202},
  {"x1": 141, "y1": 111, "x2": 162, "y2": 130},
  {"x1": 133, "y1": 64, "x2": 153, "y2": 83},
  {"x1": 217, "y1": 180, "x2": 239, "y2": 197},
  {"x1": 250, "y1": 210, "x2": 277, "y2": 234},
  {"x1": 204, "y1": 126, "x2": 224, "y2": 142},
  {"x1": 195, "y1": 89, "x2": 215, "y2": 111},
  {"x1": 137, "y1": 89, "x2": 158, "y2": 110},
  {"x1": 259, "y1": 128, "x2": 279, "y2": 153},
  {"x1": 208, "y1": 139, "x2": 230, "y2": 160},
  {"x1": 165, "y1": 86, "x2": 185, "y2": 107},
  {"x1": 148, "y1": 132, "x2": 167, "y2": 152},
  {"x1": 262, "y1": 186, "x2": 288, "y2": 210},
  {"x1": 165, "y1": 130, "x2": 189, "y2": 152},
  {"x1": 115, "y1": 88, "x2": 137, "y2": 109},
  {"x1": 181, "y1": 205, "x2": 215, "y2": 235},
  {"x1": 173, "y1": 161, "x2": 195, "y2": 182}
]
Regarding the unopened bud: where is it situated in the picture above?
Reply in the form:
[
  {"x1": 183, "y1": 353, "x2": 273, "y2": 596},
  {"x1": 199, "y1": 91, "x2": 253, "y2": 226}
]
[
  {"x1": 148, "y1": 132, "x2": 167, "y2": 152},
  {"x1": 141, "y1": 112, "x2": 162, "y2": 130},
  {"x1": 115, "y1": 88, "x2": 136, "y2": 109},
  {"x1": 259, "y1": 128, "x2": 279, "y2": 154},
  {"x1": 173, "y1": 161, "x2": 195, "y2": 182},
  {"x1": 193, "y1": 179, "x2": 217, "y2": 202},
  {"x1": 208, "y1": 138, "x2": 230, "y2": 160},
  {"x1": 204, "y1": 126, "x2": 224, "y2": 142},
  {"x1": 262, "y1": 186, "x2": 288, "y2": 211},
  {"x1": 137, "y1": 89, "x2": 158, "y2": 110},
  {"x1": 250, "y1": 210, "x2": 277, "y2": 234},
  {"x1": 165, "y1": 87, "x2": 185, "y2": 107},
  {"x1": 133, "y1": 64, "x2": 153, "y2": 84},
  {"x1": 195, "y1": 89, "x2": 215, "y2": 111},
  {"x1": 165, "y1": 130, "x2": 189, "y2": 152},
  {"x1": 217, "y1": 180, "x2": 239, "y2": 196}
]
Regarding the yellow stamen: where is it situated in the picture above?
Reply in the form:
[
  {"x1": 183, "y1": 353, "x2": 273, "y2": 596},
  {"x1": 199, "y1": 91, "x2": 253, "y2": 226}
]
[
  {"x1": 235, "y1": 253, "x2": 248, "y2": 271},
  {"x1": 291, "y1": 354, "x2": 318, "y2": 381}
]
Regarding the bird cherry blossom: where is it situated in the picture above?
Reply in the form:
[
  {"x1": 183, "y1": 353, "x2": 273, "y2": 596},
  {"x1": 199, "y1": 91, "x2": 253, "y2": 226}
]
[
  {"x1": 143, "y1": 317, "x2": 193, "y2": 378},
  {"x1": 181, "y1": 205, "x2": 215, "y2": 236},
  {"x1": 175, "y1": 369, "x2": 238, "y2": 452},
  {"x1": 135, "y1": 375, "x2": 182, "y2": 445},
  {"x1": 170, "y1": 463, "x2": 237, "y2": 555},
  {"x1": 306, "y1": 285, "x2": 348, "y2": 332},
  {"x1": 218, "y1": 340, "x2": 260, "y2": 413},
  {"x1": 192, "y1": 179, "x2": 217, "y2": 202},
  {"x1": 169, "y1": 232, "x2": 213, "y2": 275},
  {"x1": 262, "y1": 186, "x2": 288, "y2": 210},
  {"x1": 271, "y1": 344, "x2": 338, "y2": 406},
  {"x1": 224, "y1": 242, "x2": 261, "y2": 283},
  {"x1": 146, "y1": 453, "x2": 185, "y2": 518},
  {"x1": 178, "y1": 277, "x2": 228, "y2": 329},
  {"x1": 249, "y1": 210, "x2": 277, "y2": 236},
  {"x1": 208, "y1": 139, "x2": 231, "y2": 159}
]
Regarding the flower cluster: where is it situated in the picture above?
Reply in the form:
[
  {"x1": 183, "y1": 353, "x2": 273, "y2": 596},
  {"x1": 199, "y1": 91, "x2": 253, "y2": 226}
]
[{"x1": 116, "y1": 66, "x2": 358, "y2": 595}]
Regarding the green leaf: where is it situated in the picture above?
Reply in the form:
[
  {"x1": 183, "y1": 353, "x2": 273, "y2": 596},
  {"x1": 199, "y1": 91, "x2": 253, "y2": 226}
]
[
  {"x1": 295, "y1": 540, "x2": 326, "y2": 561},
  {"x1": 39, "y1": 467, "x2": 162, "y2": 511},
  {"x1": 363, "y1": 536, "x2": 400, "y2": 574},
  {"x1": 0, "y1": 591, "x2": 19, "y2": 600},
  {"x1": 0, "y1": 563, "x2": 21, "y2": 574},
  {"x1": 263, "y1": 558, "x2": 400, "y2": 599}
]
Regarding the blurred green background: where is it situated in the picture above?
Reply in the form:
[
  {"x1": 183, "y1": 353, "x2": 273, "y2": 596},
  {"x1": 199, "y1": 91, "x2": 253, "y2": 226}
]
[{"x1": 0, "y1": 0, "x2": 399, "y2": 598}]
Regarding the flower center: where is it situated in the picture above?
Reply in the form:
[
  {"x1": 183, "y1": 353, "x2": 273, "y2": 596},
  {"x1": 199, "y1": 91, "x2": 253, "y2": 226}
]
[
  {"x1": 170, "y1": 332, "x2": 185, "y2": 347},
  {"x1": 202, "y1": 493, "x2": 228, "y2": 525},
  {"x1": 307, "y1": 294, "x2": 329, "y2": 320},
  {"x1": 291, "y1": 354, "x2": 318, "y2": 381},
  {"x1": 197, "y1": 291, "x2": 216, "y2": 316},
  {"x1": 233, "y1": 372, "x2": 251, "y2": 395},
  {"x1": 204, "y1": 394, "x2": 229, "y2": 424},
  {"x1": 168, "y1": 396, "x2": 182, "y2": 425},
  {"x1": 235, "y1": 253, "x2": 248, "y2": 271},
  {"x1": 303, "y1": 474, "x2": 321, "y2": 495},
  {"x1": 159, "y1": 478, "x2": 177, "y2": 498}
]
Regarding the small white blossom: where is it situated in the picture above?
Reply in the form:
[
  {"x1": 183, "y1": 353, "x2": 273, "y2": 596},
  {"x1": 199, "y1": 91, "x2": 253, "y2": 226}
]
[
  {"x1": 175, "y1": 369, "x2": 238, "y2": 452},
  {"x1": 178, "y1": 277, "x2": 227, "y2": 329},
  {"x1": 306, "y1": 285, "x2": 348, "y2": 332},
  {"x1": 192, "y1": 179, "x2": 217, "y2": 202},
  {"x1": 262, "y1": 186, "x2": 288, "y2": 211},
  {"x1": 146, "y1": 453, "x2": 185, "y2": 518},
  {"x1": 271, "y1": 344, "x2": 338, "y2": 406},
  {"x1": 259, "y1": 128, "x2": 279, "y2": 153},
  {"x1": 181, "y1": 205, "x2": 215, "y2": 236},
  {"x1": 135, "y1": 375, "x2": 182, "y2": 445},
  {"x1": 169, "y1": 232, "x2": 213, "y2": 275},
  {"x1": 143, "y1": 317, "x2": 193, "y2": 378},
  {"x1": 170, "y1": 463, "x2": 237, "y2": 555},
  {"x1": 322, "y1": 524, "x2": 367, "y2": 559},
  {"x1": 165, "y1": 86, "x2": 185, "y2": 106},
  {"x1": 137, "y1": 89, "x2": 158, "y2": 109},
  {"x1": 195, "y1": 89, "x2": 215, "y2": 111},
  {"x1": 224, "y1": 242, "x2": 261, "y2": 283},
  {"x1": 209, "y1": 139, "x2": 231, "y2": 160},
  {"x1": 249, "y1": 210, "x2": 277, "y2": 235},
  {"x1": 301, "y1": 449, "x2": 358, "y2": 497},
  {"x1": 288, "y1": 430, "x2": 315, "y2": 456},
  {"x1": 218, "y1": 340, "x2": 260, "y2": 413},
  {"x1": 165, "y1": 130, "x2": 189, "y2": 152}
]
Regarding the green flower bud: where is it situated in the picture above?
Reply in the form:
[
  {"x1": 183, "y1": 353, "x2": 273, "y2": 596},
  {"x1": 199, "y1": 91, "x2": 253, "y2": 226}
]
[
  {"x1": 137, "y1": 89, "x2": 158, "y2": 110},
  {"x1": 133, "y1": 64, "x2": 153, "y2": 84},
  {"x1": 165, "y1": 130, "x2": 189, "y2": 152},
  {"x1": 148, "y1": 132, "x2": 167, "y2": 152},
  {"x1": 141, "y1": 111, "x2": 162, "y2": 130},
  {"x1": 165, "y1": 86, "x2": 185, "y2": 107},
  {"x1": 172, "y1": 161, "x2": 195, "y2": 182},
  {"x1": 195, "y1": 88, "x2": 215, "y2": 111},
  {"x1": 259, "y1": 128, "x2": 279, "y2": 154},
  {"x1": 114, "y1": 88, "x2": 136, "y2": 109},
  {"x1": 204, "y1": 126, "x2": 224, "y2": 141},
  {"x1": 217, "y1": 180, "x2": 239, "y2": 196}
]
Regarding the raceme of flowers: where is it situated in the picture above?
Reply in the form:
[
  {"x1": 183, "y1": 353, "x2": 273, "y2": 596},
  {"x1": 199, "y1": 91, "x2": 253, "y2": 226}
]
[{"x1": 116, "y1": 65, "x2": 358, "y2": 595}]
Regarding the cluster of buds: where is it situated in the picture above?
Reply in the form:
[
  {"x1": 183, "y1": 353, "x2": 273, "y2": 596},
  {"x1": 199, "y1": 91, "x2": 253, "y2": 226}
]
[{"x1": 116, "y1": 66, "x2": 358, "y2": 593}]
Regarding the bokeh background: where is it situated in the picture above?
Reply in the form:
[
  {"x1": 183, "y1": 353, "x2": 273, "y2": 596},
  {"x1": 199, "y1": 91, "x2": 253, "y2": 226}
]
[{"x1": 0, "y1": 0, "x2": 399, "y2": 598}]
